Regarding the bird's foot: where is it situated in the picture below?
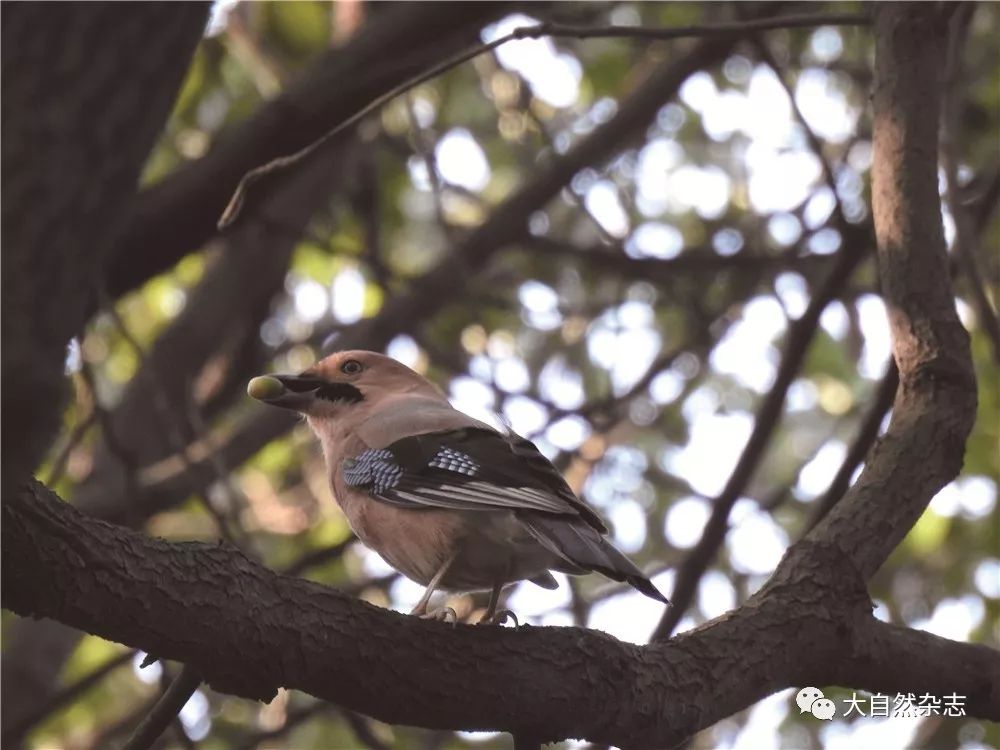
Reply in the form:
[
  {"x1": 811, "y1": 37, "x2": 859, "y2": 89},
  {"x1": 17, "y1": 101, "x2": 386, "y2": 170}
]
[
  {"x1": 414, "y1": 606, "x2": 458, "y2": 625},
  {"x1": 477, "y1": 609, "x2": 519, "y2": 627}
]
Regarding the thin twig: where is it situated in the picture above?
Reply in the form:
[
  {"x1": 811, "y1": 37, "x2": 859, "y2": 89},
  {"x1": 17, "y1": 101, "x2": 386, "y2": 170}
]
[
  {"x1": 184, "y1": 381, "x2": 255, "y2": 548},
  {"x1": 805, "y1": 360, "x2": 898, "y2": 531},
  {"x1": 44, "y1": 410, "x2": 97, "y2": 486},
  {"x1": 2, "y1": 649, "x2": 136, "y2": 744},
  {"x1": 218, "y1": 12, "x2": 870, "y2": 229},
  {"x1": 941, "y1": 5, "x2": 1000, "y2": 362},
  {"x1": 121, "y1": 664, "x2": 202, "y2": 750},
  {"x1": 85, "y1": 693, "x2": 162, "y2": 750},
  {"x1": 971, "y1": 169, "x2": 1000, "y2": 232},
  {"x1": 166, "y1": 663, "x2": 197, "y2": 750},
  {"x1": 652, "y1": 226, "x2": 871, "y2": 640},
  {"x1": 527, "y1": 232, "x2": 836, "y2": 280},
  {"x1": 405, "y1": 93, "x2": 455, "y2": 241},
  {"x1": 529, "y1": 344, "x2": 687, "y2": 441},
  {"x1": 78, "y1": 358, "x2": 143, "y2": 511},
  {"x1": 342, "y1": 710, "x2": 392, "y2": 750},
  {"x1": 494, "y1": 56, "x2": 621, "y2": 246},
  {"x1": 755, "y1": 39, "x2": 848, "y2": 228},
  {"x1": 101, "y1": 296, "x2": 251, "y2": 550}
]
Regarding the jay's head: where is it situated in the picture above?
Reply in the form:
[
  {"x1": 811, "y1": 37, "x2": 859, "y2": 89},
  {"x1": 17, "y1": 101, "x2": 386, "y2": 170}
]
[{"x1": 247, "y1": 350, "x2": 442, "y2": 421}]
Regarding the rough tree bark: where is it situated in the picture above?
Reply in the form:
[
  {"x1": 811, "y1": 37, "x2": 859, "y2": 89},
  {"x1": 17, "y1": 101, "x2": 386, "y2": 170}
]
[
  {"x1": 1, "y1": 6, "x2": 208, "y2": 729},
  {"x1": 1, "y1": 3, "x2": 505, "y2": 730},
  {"x1": 2, "y1": 3, "x2": 994, "y2": 747},
  {"x1": 2, "y1": 19, "x2": 741, "y2": 732},
  {"x1": 0, "y1": 2, "x2": 210, "y2": 499}
]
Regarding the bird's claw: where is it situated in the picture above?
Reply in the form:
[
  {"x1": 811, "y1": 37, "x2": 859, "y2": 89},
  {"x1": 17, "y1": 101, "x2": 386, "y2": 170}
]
[
  {"x1": 477, "y1": 609, "x2": 519, "y2": 627},
  {"x1": 418, "y1": 606, "x2": 458, "y2": 625}
]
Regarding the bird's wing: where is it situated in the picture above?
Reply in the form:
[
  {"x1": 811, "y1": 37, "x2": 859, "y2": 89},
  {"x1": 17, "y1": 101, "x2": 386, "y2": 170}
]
[
  {"x1": 517, "y1": 512, "x2": 669, "y2": 604},
  {"x1": 343, "y1": 425, "x2": 669, "y2": 605},
  {"x1": 341, "y1": 426, "x2": 607, "y2": 532}
]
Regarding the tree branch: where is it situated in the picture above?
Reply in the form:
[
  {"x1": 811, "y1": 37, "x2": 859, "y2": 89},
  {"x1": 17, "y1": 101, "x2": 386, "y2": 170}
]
[
  {"x1": 940, "y1": 5, "x2": 1000, "y2": 362},
  {"x1": 512, "y1": 13, "x2": 870, "y2": 42},
  {"x1": 4, "y1": 480, "x2": 997, "y2": 747},
  {"x1": 221, "y1": 11, "x2": 870, "y2": 229},
  {"x1": 836, "y1": 616, "x2": 1000, "y2": 713},
  {"x1": 652, "y1": 223, "x2": 871, "y2": 639},
  {"x1": 77, "y1": 29, "x2": 750, "y2": 530},
  {"x1": 805, "y1": 360, "x2": 898, "y2": 531},
  {"x1": 809, "y1": 4, "x2": 977, "y2": 580},
  {"x1": 527, "y1": 235, "x2": 837, "y2": 282},
  {"x1": 2, "y1": 649, "x2": 135, "y2": 744},
  {"x1": 4, "y1": 6, "x2": 988, "y2": 747},
  {"x1": 122, "y1": 664, "x2": 202, "y2": 750},
  {"x1": 1, "y1": 2, "x2": 209, "y2": 495},
  {"x1": 76, "y1": 136, "x2": 358, "y2": 522},
  {"x1": 106, "y1": 2, "x2": 508, "y2": 299}
]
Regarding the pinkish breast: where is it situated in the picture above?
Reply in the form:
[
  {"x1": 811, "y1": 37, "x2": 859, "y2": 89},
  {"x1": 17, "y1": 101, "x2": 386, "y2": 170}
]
[{"x1": 333, "y1": 479, "x2": 466, "y2": 586}]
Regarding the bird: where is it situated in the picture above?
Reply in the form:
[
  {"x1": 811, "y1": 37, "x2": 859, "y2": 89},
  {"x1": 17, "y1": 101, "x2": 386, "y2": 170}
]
[{"x1": 248, "y1": 350, "x2": 669, "y2": 624}]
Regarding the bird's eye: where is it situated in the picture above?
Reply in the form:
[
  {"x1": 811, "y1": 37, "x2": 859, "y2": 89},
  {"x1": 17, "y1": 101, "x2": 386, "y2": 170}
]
[{"x1": 340, "y1": 359, "x2": 363, "y2": 375}]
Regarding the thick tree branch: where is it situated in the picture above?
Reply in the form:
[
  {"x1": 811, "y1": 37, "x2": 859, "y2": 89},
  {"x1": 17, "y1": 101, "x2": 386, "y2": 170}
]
[
  {"x1": 1, "y1": 2, "x2": 209, "y2": 496},
  {"x1": 0, "y1": 6, "x2": 209, "y2": 724},
  {"x1": 105, "y1": 2, "x2": 507, "y2": 299},
  {"x1": 77, "y1": 138, "x2": 357, "y2": 520},
  {"x1": 3, "y1": 5, "x2": 989, "y2": 747},
  {"x1": 836, "y1": 617, "x2": 1000, "y2": 713},
  {"x1": 808, "y1": 4, "x2": 977, "y2": 580},
  {"x1": 4, "y1": 481, "x2": 997, "y2": 747}
]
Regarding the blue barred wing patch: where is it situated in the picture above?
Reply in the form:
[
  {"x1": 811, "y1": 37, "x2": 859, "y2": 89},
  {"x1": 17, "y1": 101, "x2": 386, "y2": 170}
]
[
  {"x1": 342, "y1": 449, "x2": 404, "y2": 495},
  {"x1": 338, "y1": 428, "x2": 604, "y2": 525}
]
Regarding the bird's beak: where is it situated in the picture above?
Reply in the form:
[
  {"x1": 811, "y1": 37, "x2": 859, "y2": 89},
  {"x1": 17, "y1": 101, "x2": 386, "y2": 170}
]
[{"x1": 247, "y1": 374, "x2": 325, "y2": 410}]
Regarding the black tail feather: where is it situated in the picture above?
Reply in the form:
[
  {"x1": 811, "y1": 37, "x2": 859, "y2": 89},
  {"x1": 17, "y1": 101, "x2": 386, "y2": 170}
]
[{"x1": 519, "y1": 513, "x2": 670, "y2": 605}]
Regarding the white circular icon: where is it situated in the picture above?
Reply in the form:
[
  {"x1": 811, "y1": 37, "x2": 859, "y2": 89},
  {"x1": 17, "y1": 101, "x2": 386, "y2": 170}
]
[
  {"x1": 795, "y1": 687, "x2": 836, "y2": 720},
  {"x1": 811, "y1": 697, "x2": 836, "y2": 721},
  {"x1": 796, "y1": 686, "x2": 823, "y2": 714}
]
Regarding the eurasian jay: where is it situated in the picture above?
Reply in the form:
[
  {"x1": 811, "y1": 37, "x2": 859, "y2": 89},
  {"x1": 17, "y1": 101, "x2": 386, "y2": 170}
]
[{"x1": 248, "y1": 350, "x2": 669, "y2": 623}]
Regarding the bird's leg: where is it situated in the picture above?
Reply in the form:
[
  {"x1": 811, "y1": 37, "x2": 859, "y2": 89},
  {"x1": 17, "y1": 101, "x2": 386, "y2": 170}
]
[
  {"x1": 410, "y1": 550, "x2": 458, "y2": 622},
  {"x1": 480, "y1": 580, "x2": 503, "y2": 622},
  {"x1": 477, "y1": 567, "x2": 518, "y2": 626}
]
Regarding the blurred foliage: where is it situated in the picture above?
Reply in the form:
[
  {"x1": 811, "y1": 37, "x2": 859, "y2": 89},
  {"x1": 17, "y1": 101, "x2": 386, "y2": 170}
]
[{"x1": 13, "y1": 2, "x2": 999, "y2": 749}]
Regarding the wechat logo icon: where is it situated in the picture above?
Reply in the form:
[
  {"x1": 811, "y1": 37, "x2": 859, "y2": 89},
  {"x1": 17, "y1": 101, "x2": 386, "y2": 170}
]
[{"x1": 796, "y1": 687, "x2": 836, "y2": 721}]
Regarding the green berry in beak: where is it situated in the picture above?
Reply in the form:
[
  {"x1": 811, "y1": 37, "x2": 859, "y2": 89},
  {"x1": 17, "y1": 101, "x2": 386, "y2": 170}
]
[{"x1": 247, "y1": 375, "x2": 285, "y2": 401}]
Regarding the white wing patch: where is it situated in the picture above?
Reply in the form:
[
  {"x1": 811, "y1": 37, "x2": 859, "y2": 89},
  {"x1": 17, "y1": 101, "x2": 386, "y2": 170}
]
[{"x1": 427, "y1": 447, "x2": 479, "y2": 476}]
